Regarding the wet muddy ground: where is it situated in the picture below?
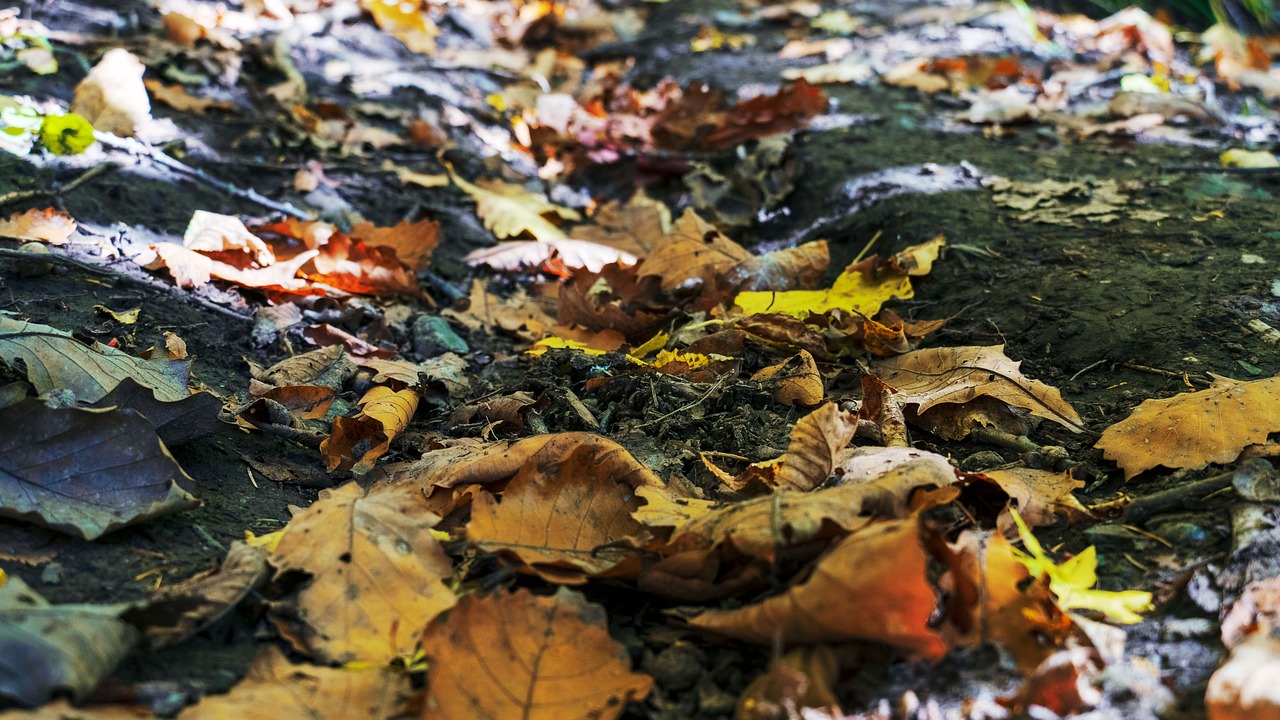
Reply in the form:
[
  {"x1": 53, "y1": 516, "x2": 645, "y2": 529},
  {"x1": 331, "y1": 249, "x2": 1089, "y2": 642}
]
[{"x1": 4, "y1": 0, "x2": 1280, "y2": 717}]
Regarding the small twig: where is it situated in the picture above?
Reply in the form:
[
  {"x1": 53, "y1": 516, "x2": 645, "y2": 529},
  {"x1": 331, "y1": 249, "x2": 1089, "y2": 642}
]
[
  {"x1": 0, "y1": 245, "x2": 255, "y2": 323},
  {"x1": 0, "y1": 162, "x2": 118, "y2": 206},
  {"x1": 424, "y1": 270, "x2": 468, "y2": 309},
  {"x1": 1123, "y1": 470, "x2": 1234, "y2": 523},
  {"x1": 1069, "y1": 358, "x2": 1108, "y2": 382},
  {"x1": 558, "y1": 388, "x2": 600, "y2": 431},
  {"x1": 1122, "y1": 360, "x2": 1208, "y2": 387},
  {"x1": 191, "y1": 524, "x2": 227, "y2": 553},
  {"x1": 636, "y1": 376, "x2": 728, "y2": 430},
  {"x1": 240, "y1": 418, "x2": 327, "y2": 448},
  {"x1": 969, "y1": 426, "x2": 1039, "y2": 453},
  {"x1": 94, "y1": 133, "x2": 316, "y2": 220},
  {"x1": 850, "y1": 229, "x2": 884, "y2": 265}
]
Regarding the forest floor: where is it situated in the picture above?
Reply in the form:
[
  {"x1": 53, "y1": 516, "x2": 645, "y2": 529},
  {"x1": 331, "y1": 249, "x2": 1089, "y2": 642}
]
[{"x1": 3, "y1": 0, "x2": 1280, "y2": 718}]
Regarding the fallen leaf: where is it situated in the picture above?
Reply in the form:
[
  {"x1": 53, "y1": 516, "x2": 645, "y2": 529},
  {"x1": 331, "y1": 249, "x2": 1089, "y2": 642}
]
[
  {"x1": 872, "y1": 345, "x2": 1085, "y2": 433},
  {"x1": 93, "y1": 304, "x2": 140, "y2": 325},
  {"x1": 0, "y1": 208, "x2": 76, "y2": 244},
  {"x1": 0, "y1": 576, "x2": 138, "y2": 706},
  {"x1": 982, "y1": 468, "x2": 1088, "y2": 527},
  {"x1": 1207, "y1": 634, "x2": 1280, "y2": 720},
  {"x1": 465, "y1": 238, "x2": 637, "y2": 275},
  {"x1": 468, "y1": 443, "x2": 658, "y2": 583},
  {"x1": 91, "y1": 376, "x2": 222, "y2": 446},
  {"x1": 144, "y1": 80, "x2": 236, "y2": 114},
  {"x1": 734, "y1": 254, "x2": 912, "y2": 318},
  {"x1": 737, "y1": 647, "x2": 842, "y2": 720},
  {"x1": 1095, "y1": 374, "x2": 1280, "y2": 479},
  {"x1": 177, "y1": 646, "x2": 411, "y2": 719},
  {"x1": 269, "y1": 481, "x2": 456, "y2": 664},
  {"x1": 348, "y1": 218, "x2": 440, "y2": 272},
  {"x1": 704, "y1": 402, "x2": 856, "y2": 492},
  {"x1": 183, "y1": 210, "x2": 274, "y2": 266},
  {"x1": 70, "y1": 48, "x2": 151, "y2": 137},
  {"x1": 704, "y1": 80, "x2": 827, "y2": 149},
  {"x1": 570, "y1": 193, "x2": 671, "y2": 258},
  {"x1": 320, "y1": 385, "x2": 419, "y2": 474},
  {"x1": 1000, "y1": 648, "x2": 1102, "y2": 716},
  {"x1": 145, "y1": 242, "x2": 319, "y2": 294},
  {"x1": 252, "y1": 344, "x2": 356, "y2": 390},
  {"x1": 751, "y1": 350, "x2": 823, "y2": 406},
  {"x1": 690, "y1": 517, "x2": 948, "y2": 657},
  {"x1": 451, "y1": 172, "x2": 581, "y2": 242},
  {"x1": 121, "y1": 542, "x2": 267, "y2": 649},
  {"x1": 364, "y1": 0, "x2": 438, "y2": 53},
  {"x1": 301, "y1": 324, "x2": 396, "y2": 358},
  {"x1": 444, "y1": 279, "x2": 557, "y2": 340},
  {"x1": 0, "y1": 399, "x2": 199, "y2": 540},
  {"x1": 421, "y1": 587, "x2": 652, "y2": 720}
]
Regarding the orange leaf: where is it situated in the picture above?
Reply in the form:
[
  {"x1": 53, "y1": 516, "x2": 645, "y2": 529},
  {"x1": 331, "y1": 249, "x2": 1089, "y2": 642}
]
[
  {"x1": 269, "y1": 481, "x2": 456, "y2": 664},
  {"x1": 704, "y1": 79, "x2": 828, "y2": 149},
  {"x1": 0, "y1": 208, "x2": 76, "y2": 245},
  {"x1": 348, "y1": 218, "x2": 440, "y2": 273},
  {"x1": 320, "y1": 386, "x2": 419, "y2": 474},
  {"x1": 751, "y1": 349, "x2": 823, "y2": 406},
  {"x1": 690, "y1": 518, "x2": 948, "y2": 657},
  {"x1": 703, "y1": 402, "x2": 856, "y2": 492},
  {"x1": 421, "y1": 588, "x2": 652, "y2": 720},
  {"x1": 1095, "y1": 374, "x2": 1280, "y2": 479}
]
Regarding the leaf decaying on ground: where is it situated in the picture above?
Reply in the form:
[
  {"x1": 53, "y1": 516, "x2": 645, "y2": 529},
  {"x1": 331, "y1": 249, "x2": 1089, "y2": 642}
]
[
  {"x1": 268, "y1": 481, "x2": 456, "y2": 664},
  {"x1": 70, "y1": 48, "x2": 150, "y2": 136},
  {"x1": 451, "y1": 172, "x2": 581, "y2": 243},
  {"x1": 468, "y1": 444, "x2": 657, "y2": 583},
  {"x1": 703, "y1": 79, "x2": 828, "y2": 149},
  {"x1": 121, "y1": 542, "x2": 267, "y2": 649},
  {"x1": 251, "y1": 344, "x2": 356, "y2": 390},
  {"x1": 0, "y1": 316, "x2": 191, "y2": 403},
  {"x1": 0, "y1": 399, "x2": 198, "y2": 540},
  {"x1": 703, "y1": 402, "x2": 857, "y2": 492},
  {"x1": 348, "y1": 218, "x2": 440, "y2": 273},
  {"x1": 92, "y1": 377, "x2": 222, "y2": 446},
  {"x1": 144, "y1": 79, "x2": 236, "y2": 114},
  {"x1": 176, "y1": 646, "x2": 411, "y2": 720},
  {"x1": 1095, "y1": 374, "x2": 1280, "y2": 479},
  {"x1": 569, "y1": 192, "x2": 672, "y2": 258},
  {"x1": 872, "y1": 345, "x2": 1085, "y2": 433},
  {"x1": 733, "y1": 254, "x2": 913, "y2": 318},
  {"x1": 690, "y1": 517, "x2": 948, "y2": 657},
  {"x1": 751, "y1": 349, "x2": 824, "y2": 406},
  {"x1": 421, "y1": 587, "x2": 652, "y2": 720},
  {"x1": 0, "y1": 208, "x2": 76, "y2": 244},
  {"x1": 364, "y1": 0, "x2": 439, "y2": 54},
  {"x1": 737, "y1": 647, "x2": 842, "y2": 720},
  {"x1": 443, "y1": 279, "x2": 557, "y2": 341},
  {"x1": 465, "y1": 237, "x2": 637, "y2": 275},
  {"x1": 0, "y1": 576, "x2": 138, "y2": 707},
  {"x1": 1206, "y1": 634, "x2": 1280, "y2": 720},
  {"x1": 981, "y1": 468, "x2": 1088, "y2": 527},
  {"x1": 320, "y1": 385, "x2": 419, "y2": 474}
]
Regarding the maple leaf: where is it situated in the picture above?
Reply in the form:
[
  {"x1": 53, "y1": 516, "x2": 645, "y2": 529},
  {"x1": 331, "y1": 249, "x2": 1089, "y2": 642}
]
[
  {"x1": 0, "y1": 207, "x2": 76, "y2": 244},
  {"x1": 1095, "y1": 374, "x2": 1280, "y2": 479},
  {"x1": 449, "y1": 170, "x2": 581, "y2": 242}
]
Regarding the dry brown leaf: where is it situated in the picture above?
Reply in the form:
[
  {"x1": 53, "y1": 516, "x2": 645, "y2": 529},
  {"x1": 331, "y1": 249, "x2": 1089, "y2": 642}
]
[
  {"x1": 443, "y1": 279, "x2": 557, "y2": 341},
  {"x1": 871, "y1": 345, "x2": 1084, "y2": 433},
  {"x1": 269, "y1": 481, "x2": 456, "y2": 664},
  {"x1": 300, "y1": 324, "x2": 396, "y2": 359},
  {"x1": 468, "y1": 443, "x2": 658, "y2": 583},
  {"x1": 1095, "y1": 375, "x2": 1280, "y2": 480},
  {"x1": 570, "y1": 192, "x2": 672, "y2": 259},
  {"x1": 981, "y1": 468, "x2": 1087, "y2": 527},
  {"x1": 252, "y1": 344, "x2": 355, "y2": 390},
  {"x1": 703, "y1": 79, "x2": 828, "y2": 149},
  {"x1": 320, "y1": 385, "x2": 419, "y2": 474},
  {"x1": 177, "y1": 646, "x2": 411, "y2": 720},
  {"x1": 464, "y1": 238, "x2": 636, "y2": 275},
  {"x1": 1206, "y1": 634, "x2": 1280, "y2": 720},
  {"x1": 0, "y1": 700, "x2": 152, "y2": 719},
  {"x1": 0, "y1": 208, "x2": 76, "y2": 244},
  {"x1": 421, "y1": 587, "x2": 652, "y2": 720},
  {"x1": 451, "y1": 173, "x2": 581, "y2": 243},
  {"x1": 183, "y1": 211, "x2": 274, "y2": 265},
  {"x1": 348, "y1": 218, "x2": 440, "y2": 273},
  {"x1": 704, "y1": 402, "x2": 857, "y2": 492},
  {"x1": 70, "y1": 49, "x2": 151, "y2": 137},
  {"x1": 145, "y1": 242, "x2": 318, "y2": 293},
  {"x1": 737, "y1": 647, "x2": 842, "y2": 720},
  {"x1": 690, "y1": 518, "x2": 948, "y2": 657},
  {"x1": 751, "y1": 350, "x2": 823, "y2": 406},
  {"x1": 144, "y1": 80, "x2": 235, "y2": 114},
  {"x1": 911, "y1": 394, "x2": 1032, "y2": 441}
]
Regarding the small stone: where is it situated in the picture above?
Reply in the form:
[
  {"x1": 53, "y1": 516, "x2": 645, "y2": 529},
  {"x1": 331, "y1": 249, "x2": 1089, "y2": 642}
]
[
  {"x1": 647, "y1": 643, "x2": 704, "y2": 692},
  {"x1": 40, "y1": 562, "x2": 63, "y2": 585},
  {"x1": 1152, "y1": 520, "x2": 1208, "y2": 546},
  {"x1": 13, "y1": 242, "x2": 54, "y2": 277},
  {"x1": 1234, "y1": 458, "x2": 1280, "y2": 503},
  {"x1": 960, "y1": 450, "x2": 1005, "y2": 472},
  {"x1": 412, "y1": 314, "x2": 468, "y2": 358},
  {"x1": 697, "y1": 679, "x2": 738, "y2": 716}
]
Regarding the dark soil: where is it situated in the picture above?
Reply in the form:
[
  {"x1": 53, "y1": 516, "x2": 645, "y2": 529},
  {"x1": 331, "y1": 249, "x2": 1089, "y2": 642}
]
[{"x1": 3, "y1": 0, "x2": 1280, "y2": 717}]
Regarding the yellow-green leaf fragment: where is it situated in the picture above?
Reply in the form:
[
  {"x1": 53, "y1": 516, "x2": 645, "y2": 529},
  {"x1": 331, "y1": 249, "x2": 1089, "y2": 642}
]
[
  {"x1": 39, "y1": 113, "x2": 95, "y2": 155},
  {"x1": 1009, "y1": 508, "x2": 1152, "y2": 624},
  {"x1": 734, "y1": 263, "x2": 911, "y2": 318}
]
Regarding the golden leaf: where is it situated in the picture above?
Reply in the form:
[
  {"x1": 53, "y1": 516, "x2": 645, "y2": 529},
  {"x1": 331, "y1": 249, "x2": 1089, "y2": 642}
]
[
  {"x1": 320, "y1": 386, "x2": 419, "y2": 474},
  {"x1": 449, "y1": 171, "x2": 580, "y2": 242},
  {"x1": 704, "y1": 402, "x2": 856, "y2": 492},
  {"x1": 734, "y1": 255, "x2": 911, "y2": 318}
]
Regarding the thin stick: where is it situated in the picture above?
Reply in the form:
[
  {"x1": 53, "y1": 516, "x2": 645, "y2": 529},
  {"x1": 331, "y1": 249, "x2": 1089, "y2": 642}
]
[
  {"x1": 850, "y1": 229, "x2": 884, "y2": 265},
  {"x1": 1069, "y1": 358, "x2": 1107, "y2": 382},
  {"x1": 0, "y1": 162, "x2": 118, "y2": 206},
  {"x1": 94, "y1": 133, "x2": 316, "y2": 220},
  {"x1": 1123, "y1": 470, "x2": 1234, "y2": 523},
  {"x1": 636, "y1": 375, "x2": 728, "y2": 430}
]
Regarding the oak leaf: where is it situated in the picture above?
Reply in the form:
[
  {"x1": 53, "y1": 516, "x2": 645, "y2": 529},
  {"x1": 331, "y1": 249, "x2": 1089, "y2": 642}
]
[
  {"x1": 871, "y1": 345, "x2": 1085, "y2": 433},
  {"x1": 0, "y1": 399, "x2": 198, "y2": 539},
  {"x1": 421, "y1": 587, "x2": 652, "y2": 720},
  {"x1": 690, "y1": 517, "x2": 948, "y2": 657},
  {"x1": 0, "y1": 208, "x2": 76, "y2": 244},
  {"x1": 177, "y1": 646, "x2": 411, "y2": 720},
  {"x1": 1095, "y1": 374, "x2": 1280, "y2": 479},
  {"x1": 468, "y1": 444, "x2": 658, "y2": 583},
  {"x1": 321, "y1": 385, "x2": 419, "y2": 474},
  {"x1": 269, "y1": 481, "x2": 457, "y2": 664}
]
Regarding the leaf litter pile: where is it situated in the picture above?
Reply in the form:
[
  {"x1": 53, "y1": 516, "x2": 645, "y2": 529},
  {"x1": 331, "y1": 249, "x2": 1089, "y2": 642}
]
[{"x1": 5, "y1": 0, "x2": 1280, "y2": 718}]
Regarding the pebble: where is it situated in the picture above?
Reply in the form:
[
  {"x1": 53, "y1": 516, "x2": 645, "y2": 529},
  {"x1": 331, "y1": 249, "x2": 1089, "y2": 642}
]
[
  {"x1": 411, "y1": 315, "x2": 469, "y2": 357},
  {"x1": 1151, "y1": 520, "x2": 1208, "y2": 546},
  {"x1": 14, "y1": 242, "x2": 54, "y2": 277},
  {"x1": 40, "y1": 561, "x2": 63, "y2": 585},
  {"x1": 647, "y1": 643, "x2": 704, "y2": 692},
  {"x1": 960, "y1": 450, "x2": 1005, "y2": 471}
]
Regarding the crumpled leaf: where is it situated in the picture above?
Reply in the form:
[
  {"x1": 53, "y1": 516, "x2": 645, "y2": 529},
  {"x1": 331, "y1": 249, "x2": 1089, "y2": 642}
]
[
  {"x1": 0, "y1": 399, "x2": 199, "y2": 540},
  {"x1": 465, "y1": 238, "x2": 637, "y2": 275},
  {"x1": 443, "y1": 279, "x2": 557, "y2": 341},
  {"x1": 737, "y1": 647, "x2": 842, "y2": 720},
  {"x1": 690, "y1": 517, "x2": 948, "y2": 657},
  {"x1": 468, "y1": 444, "x2": 659, "y2": 583},
  {"x1": 0, "y1": 208, "x2": 76, "y2": 244},
  {"x1": 872, "y1": 345, "x2": 1085, "y2": 433},
  {"x1": 1009, "y1": 508, "x2": 1151, "y2": 624},
  {"x1": 69, "y1": 48, "x2": 151, "y2": 137},
  {"x1": 569, "y1": 192, "x2": 671, "y2": 259},
  {"x1": 451, "y1": 171, "x2": 581, "y2": 243},
  {"x1": 348, "y1": 218, "x2": 440, "y2": 273},
  {"x1": 269, "y1": 481, "x2": 457, "y2": 664},
  {"x1": 121, "y1": 542, "x2": 267, "y2": 649},
  {"x1": 734, "y1": 254, "x2": 912, "y2": 318},
  {"x1": 751, "y1": 349, "x2": 823, "y2": 406},
  {"x1": 1207, "y1": 634, "x2": 1280, "y2": 720},
  {"x1": 704, "y1": 79, "x2": 827, "y2": 149},
  {"x1": 1095, "y1": 374, "x2": 1280, "y2": 480},
  {"x1": 251, "y1": 344, "x2": 356, "y2": 391},
  {"x1": 0, "y1": 576, "x2": 138, "y2": 707},
  {"x1": 703, "y1": 402, "x2": 856, "y2": 492},
  {"x1": 320, "y1": 385, "x2": 419, "y2": 474},
  {"x1": 177, "y1": 645, "x2": 411, "y2": 719},
  {"x1": 421, "y1": 587, "x2": 652, "y2": 720},
  {"x1": 982, "y1": 467, "x2": 1088, "y2": 527},
  {"x1": 183, "y1": 210, "x2": 274, "y2": 266},
  {"x1": 0, "y1": 316, "x2": 191, "y2": 403}
]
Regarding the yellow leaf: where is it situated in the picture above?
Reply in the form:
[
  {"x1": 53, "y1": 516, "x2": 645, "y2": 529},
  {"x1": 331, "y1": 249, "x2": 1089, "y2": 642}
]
[
  {"x1": 1009, "y1": 508, "x2": 1151, "y2": 624},
  {"x1": 526, "y1": 337, "x2": 609, "y2": 357},
  {"x1": 244, "y1": 529, "x2": 284, "y2": 553},
  {"x1": 734, "y1": 261, "x2": 911, "y2": 318},
  {"x1": 1221, "y1": 148, "x2": 1279, "y2": 168},
  {"x1": 629, "y1": 331, "x2": 668, "y2": 358},
  {"x1": 365, "y1": 0, "x2": 438, "y2": 54},
  {"x1": 39, "y1": 113, "x2": 95, "y2": 155},
  {"x1": 447, "y1": 167, "x2": 580, "y2": 242}
]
